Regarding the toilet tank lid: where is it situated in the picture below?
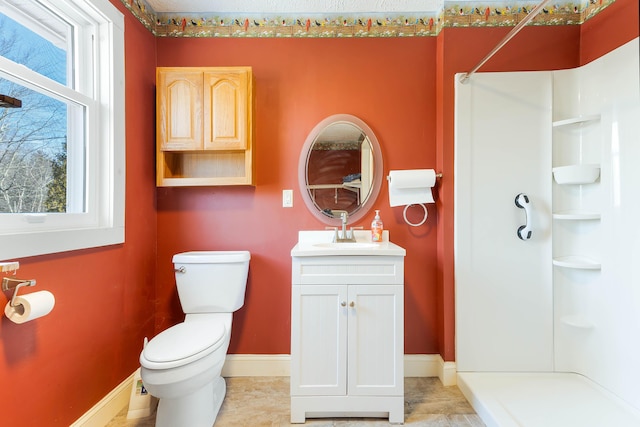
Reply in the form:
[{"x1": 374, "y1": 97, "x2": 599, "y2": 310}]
[{"x1": 173, "y1": 251, "x2": 250, "y2": 264}]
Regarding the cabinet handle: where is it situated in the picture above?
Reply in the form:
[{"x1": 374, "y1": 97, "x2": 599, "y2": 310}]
[
  {"x1": 349, "y1": 301, "x2": 355, "y2": 307},
  {"x1": 340, "y1": 301, "x2": 346, "y2": 307}
]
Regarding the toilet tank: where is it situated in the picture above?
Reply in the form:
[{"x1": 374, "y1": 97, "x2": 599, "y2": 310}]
[{"x1": 172, "y1": 251, "x2": 250, "y2": 314}]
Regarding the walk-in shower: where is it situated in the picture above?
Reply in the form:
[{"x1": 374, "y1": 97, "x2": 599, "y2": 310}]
[{"x1": 454, "y1": 38, "x2": 640, "y2": 427}]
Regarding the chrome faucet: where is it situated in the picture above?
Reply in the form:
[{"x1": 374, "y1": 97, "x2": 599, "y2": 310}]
[
  {"x1": 334, "y1": 211, "x2": 357, "y2": 243},
  {"x1": 340, "y1": 211, "x2": 348, "y2": 238}
]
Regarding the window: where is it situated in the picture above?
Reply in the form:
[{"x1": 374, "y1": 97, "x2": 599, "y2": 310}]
[{"x1": 0, "y1": 0, "x2": 124, "y2": 259}]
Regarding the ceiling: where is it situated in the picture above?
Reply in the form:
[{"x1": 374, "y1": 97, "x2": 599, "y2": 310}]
[{"x1": 145, "y1": 0, "x2": 445, "y2": 14}]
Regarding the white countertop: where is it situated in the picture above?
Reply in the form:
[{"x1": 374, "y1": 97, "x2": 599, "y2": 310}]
[{"x1": 291, "y1": 230, "x2": 406, "y2": 257}]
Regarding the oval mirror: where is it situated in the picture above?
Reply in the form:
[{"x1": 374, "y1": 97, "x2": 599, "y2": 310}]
[{"x1": 298, "y1": 114, "x2": 383, "y2": 226}]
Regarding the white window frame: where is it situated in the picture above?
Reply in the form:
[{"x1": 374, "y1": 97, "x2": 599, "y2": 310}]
[{"x1": 0, "y1": 0, "x2": 124, "y2": 259}]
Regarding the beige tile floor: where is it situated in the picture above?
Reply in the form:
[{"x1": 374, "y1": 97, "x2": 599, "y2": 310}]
[{"x1": 107, "y1": 377, "x2": 484, "y2": 427}]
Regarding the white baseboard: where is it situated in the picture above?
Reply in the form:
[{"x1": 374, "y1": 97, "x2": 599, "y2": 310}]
[
  {"x1": 71, "y1": 371, "x2": 135, "y2": 427},
  {"x1": 404, "y1": 354, "x2": 440, "y2": 377},
  {"x1": 403, "y1": 354, "x2": 457, "y2": 385},
  {"x1": 222, "y1": 353, "x2": 456, "y2": 385},
  {"x1": 440, "y1": 360, "x2": 458, "y2": 386},
  {"x1": 222, "y1": 354, "x2": 291, "y2": 376},
  {"x1": 73, "y1": 354, "x2": 457, "y2": 426}
]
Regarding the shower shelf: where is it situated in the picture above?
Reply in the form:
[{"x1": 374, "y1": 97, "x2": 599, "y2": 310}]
[
  {"x1": 552, "y1": 114, "x2": 601, "y2": 127},
  {"x1": 553, "y1": 256, "x2": 601, "y2": 270},
  {"x1": 553, "y1": 164, "x2": 600, "y2": 185},
  {"x1": 552, "y1": 211, "x2": 601, "y2": 220},
  {"x1": 560, "y1": 315, "x2": 594, "y2": 329}
]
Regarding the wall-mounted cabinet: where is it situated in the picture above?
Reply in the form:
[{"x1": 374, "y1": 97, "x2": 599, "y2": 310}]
[{"x1": 156, "y1": 66, "x2": 254, "y2": 186}]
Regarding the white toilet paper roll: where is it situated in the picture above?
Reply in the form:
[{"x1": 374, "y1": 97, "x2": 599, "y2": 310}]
[{"x1": 4, "y1": 290, "x2": 55, "y2": 324}]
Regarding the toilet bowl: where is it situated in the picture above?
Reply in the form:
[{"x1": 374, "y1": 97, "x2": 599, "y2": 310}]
[{"x1": 139, "y1": 251, "x2": 250, "y2": 427}]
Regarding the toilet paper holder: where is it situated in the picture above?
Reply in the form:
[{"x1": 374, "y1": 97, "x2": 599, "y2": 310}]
[{"x1": 2, "y1": 277, "x2": 36, "y2": 307}]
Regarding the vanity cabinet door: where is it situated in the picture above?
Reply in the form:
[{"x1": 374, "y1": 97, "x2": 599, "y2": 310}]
[
  {"x1": 291, "y1": 283, "x2": 403, "y2": 397},
  {"x1": 291, "y1": 285, "x2": 347, "y2": 396},
  {"x1": 347, "y1": 284, "x2": 404, "y2": 396},
  {"x1": 203, "y1": 69, "x2": 250, "y2": 150},
  {"x1": 157, "y1": 69, "x2": 203, "y2": 151}
]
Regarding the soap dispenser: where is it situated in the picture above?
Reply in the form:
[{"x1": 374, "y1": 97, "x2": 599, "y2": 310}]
[{"x1": 371, "y1": 210, "x2": 384, "y2": 243}]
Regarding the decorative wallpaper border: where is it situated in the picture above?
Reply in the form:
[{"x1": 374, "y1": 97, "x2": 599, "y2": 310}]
[
  {"x1": 120, "y1": 0, "x2": 614, "y2": 38},
  {"x1": 443, "y1": 0, "x2": 613, "y2": 28}
]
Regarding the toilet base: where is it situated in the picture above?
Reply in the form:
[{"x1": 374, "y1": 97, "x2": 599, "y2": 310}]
[{"x1": 155, "y1": 376, "x2": 226, "y2": 427}]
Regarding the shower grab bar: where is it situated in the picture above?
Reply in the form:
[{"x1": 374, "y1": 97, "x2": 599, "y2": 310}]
[
  {"x1": 515, "y1": 193, "x2": 532, "y2": 240},
  {"x1": 459, "y1": 0, "x2": 552, "y2": 84}
]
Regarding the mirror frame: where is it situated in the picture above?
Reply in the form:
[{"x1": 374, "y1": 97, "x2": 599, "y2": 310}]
[{"x1": 298, "y1": 114, "x2": 384, "y2": 226}]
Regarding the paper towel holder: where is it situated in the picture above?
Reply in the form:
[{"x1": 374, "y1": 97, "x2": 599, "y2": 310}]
[
  {"x1": 2, "y1": 277, "x2": 36, "y2": 307},
  {"x1": 387, "y1": 171, "x2": 442, "y2": 226}
]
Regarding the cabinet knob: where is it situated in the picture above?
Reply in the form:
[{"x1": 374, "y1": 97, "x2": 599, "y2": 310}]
[
  {"x1": 340, "y1": 301, "x2": 346, "y2": 307},
  {"x1": 349, "y1": 301, "x2": 355, "y2": 307}
]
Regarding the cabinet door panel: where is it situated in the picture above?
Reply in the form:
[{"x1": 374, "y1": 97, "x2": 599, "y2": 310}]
[
  {"x1": 291, "y1": 285, "x2": 347, "y2": 396},
  {"x1": 157, "y1": 70, "x2": 203, "y2": 150},
  {"x1": 203, "y1": 70, "x2": 249, "y2": 150},
  {"x1": 348, "y1": 285, "x2": 403, "y2": 396}
]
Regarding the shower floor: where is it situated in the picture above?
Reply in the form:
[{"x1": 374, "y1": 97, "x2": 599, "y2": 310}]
[{"x1": 457, "y1": 372, "x2": 640, "y2": 427}]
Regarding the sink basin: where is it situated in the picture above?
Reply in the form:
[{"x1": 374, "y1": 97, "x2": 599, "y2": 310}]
[{"x1": 313, "y1": 242, "x2": 379, "y2": 249}]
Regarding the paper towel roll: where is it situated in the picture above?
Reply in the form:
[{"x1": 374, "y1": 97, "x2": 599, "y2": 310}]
[
  {"x1": 388, "y1": 169, "x2": 436, "y2": 207},
  {"x1": 4, "y1": 291, "x2": 55, "y2": 324}
]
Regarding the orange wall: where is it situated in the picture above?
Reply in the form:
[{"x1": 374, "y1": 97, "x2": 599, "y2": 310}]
[
  {"x1": 156, "y1": 2, "x2": 639, "y2": 359},
  {"x1": 155, "y1": 0, "x2": 639, "y2": 361},
  {"x1": 0, "y1": 2, "x2": 158, "y2": 426},
  {"x1": 155, "y1": 37, "x2": 441, "y2": 354},
  {"x1": 580, "y1": 0, "x2": 639, "y2": 65},
  {"x1": 0, "y1": 0, "x2": 636, "y2": 424}
]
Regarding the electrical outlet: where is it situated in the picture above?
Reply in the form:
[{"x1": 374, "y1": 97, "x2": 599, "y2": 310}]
[{"x1": 283, "y1": 189, "x2": 293, "y2": 207}]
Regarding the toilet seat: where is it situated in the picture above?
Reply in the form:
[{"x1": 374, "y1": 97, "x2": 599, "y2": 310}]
[{"x1": 141, "y1": 321, "x2": 226, "y2": 370}]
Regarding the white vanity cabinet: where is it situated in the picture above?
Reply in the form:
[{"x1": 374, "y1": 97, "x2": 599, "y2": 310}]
[{"x1": 290, "y1": 253, "x2": 405, "y2": 424}]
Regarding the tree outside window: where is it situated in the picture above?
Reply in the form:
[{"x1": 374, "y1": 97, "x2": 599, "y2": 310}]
[{"x1": 0, "y1": 13, "x2": 70, "y2": 214}]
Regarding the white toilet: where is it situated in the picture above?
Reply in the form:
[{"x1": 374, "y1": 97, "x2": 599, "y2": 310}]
[{"x1": 139, "y1": 251, "x2": 250, "y2": 427}]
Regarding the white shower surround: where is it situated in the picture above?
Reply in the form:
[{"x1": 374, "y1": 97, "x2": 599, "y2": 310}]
[{"x1": 454, "y1": 37, "x2": 640, "y2": 426}]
